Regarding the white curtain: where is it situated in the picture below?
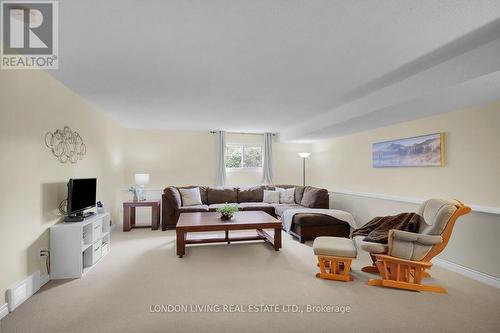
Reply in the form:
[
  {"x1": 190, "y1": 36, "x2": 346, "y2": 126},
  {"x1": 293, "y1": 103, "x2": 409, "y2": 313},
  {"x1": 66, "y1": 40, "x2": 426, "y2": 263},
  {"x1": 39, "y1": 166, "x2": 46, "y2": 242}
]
[
  {"x1": 215, "y1": 131, "x2": 226, "y2": 186},
  {"x1": 261, "y1": 133, "x2": 273, "y2": 185}
]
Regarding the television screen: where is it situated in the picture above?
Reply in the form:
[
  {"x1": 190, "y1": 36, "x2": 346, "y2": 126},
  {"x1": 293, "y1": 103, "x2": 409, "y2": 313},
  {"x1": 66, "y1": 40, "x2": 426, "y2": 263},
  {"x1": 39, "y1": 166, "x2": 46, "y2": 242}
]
[{"x1": 67, "y1": 178, "x2": 97, "y2": 214}]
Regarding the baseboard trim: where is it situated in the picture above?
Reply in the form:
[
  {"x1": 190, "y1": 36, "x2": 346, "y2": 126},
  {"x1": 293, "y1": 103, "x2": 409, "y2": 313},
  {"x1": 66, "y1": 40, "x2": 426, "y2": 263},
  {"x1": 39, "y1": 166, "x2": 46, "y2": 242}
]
[
  {"x1": 0, "y1": 303, "x2": 8, "y2": 321},
  {"x1": 40, "y1": 274, "x2": 50, "y2": 288},
  {"x1": 329, "y1": 189, "x2": 500, "y2": 215},
  {"x1": 433, "y1": 258, "x2": 500, "y2": 289},
  {"x1": 5, "y1": 271, "x2": 51, "y2": 313}
]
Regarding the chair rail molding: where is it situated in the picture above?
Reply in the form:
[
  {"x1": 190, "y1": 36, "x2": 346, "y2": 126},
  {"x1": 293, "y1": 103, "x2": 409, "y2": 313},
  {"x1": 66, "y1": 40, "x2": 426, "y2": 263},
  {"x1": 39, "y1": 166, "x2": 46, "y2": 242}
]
[{"x1": 329, "y1": 189, "x2": 500, "y2": 215}]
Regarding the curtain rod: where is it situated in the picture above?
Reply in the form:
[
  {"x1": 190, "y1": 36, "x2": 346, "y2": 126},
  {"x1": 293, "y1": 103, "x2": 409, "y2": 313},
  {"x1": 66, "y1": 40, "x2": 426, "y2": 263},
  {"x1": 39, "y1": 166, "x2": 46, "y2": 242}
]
[{"x1": 210, "y1": 131, "x2": 276, "y2": 136}]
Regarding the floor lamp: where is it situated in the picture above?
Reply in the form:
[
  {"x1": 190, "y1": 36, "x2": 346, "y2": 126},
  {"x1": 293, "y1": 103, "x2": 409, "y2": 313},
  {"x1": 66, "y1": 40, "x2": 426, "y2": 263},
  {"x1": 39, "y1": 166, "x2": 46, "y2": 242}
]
[{"x1": 298, "y1": 152, "x2": 311, "y2": 186}]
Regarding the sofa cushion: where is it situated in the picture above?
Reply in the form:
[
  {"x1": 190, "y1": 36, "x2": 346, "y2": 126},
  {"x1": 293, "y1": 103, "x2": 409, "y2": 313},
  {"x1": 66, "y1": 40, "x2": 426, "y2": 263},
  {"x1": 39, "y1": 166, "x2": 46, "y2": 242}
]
[
  {"x1": 207, "y1": 187, "x2": 238, "y2": 204},
  {"x1": 237, "y1": 186, "x2": 264, "y2": 203},
  {"x1": 208, "y1": 203, "x2": 236, "y2": 212},
  {"x1": 273, "y1": 204, "x2": 302, "y2": 217},
  {"x1": 292, "y1": 213, "x2": 348, "y2": 227},
  {"x1": 178, "y1": 205, "x2": 209, "y2": 213},
  {"x1": 178, "y1": 187, "x2": 202, "y2": 206},
  {"x1": 238, "y1": 202, "x2": 271, "y2": 209},
  {"x1": 177, "y1": 186, "x2": 208, "y2": 204},
  {"x1": 300, "y1": 186, "x2": 329, "y2": 208},
  {"x1": 238, "y1": 202, "x2": 275, "y2": 215},
  {"x1": 293, "y1": 186, "x2": 305, "y2": 204},
  {"x1": 263, "y1": 190, "x2": 280, "y2": 204}
]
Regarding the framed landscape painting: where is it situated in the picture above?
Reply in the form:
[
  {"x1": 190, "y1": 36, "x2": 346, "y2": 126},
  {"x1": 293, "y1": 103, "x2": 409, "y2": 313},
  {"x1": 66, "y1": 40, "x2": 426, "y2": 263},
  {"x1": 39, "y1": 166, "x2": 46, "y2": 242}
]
[{"x1": 372, "y1": 133, "x2": 445, "y2": 168}]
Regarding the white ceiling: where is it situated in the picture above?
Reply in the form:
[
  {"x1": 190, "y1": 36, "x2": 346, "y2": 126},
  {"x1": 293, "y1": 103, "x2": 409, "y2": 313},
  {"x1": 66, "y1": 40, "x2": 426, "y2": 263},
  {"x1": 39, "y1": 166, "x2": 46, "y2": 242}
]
[{"x1": 50, "y1": 0, "x2": 500, "y2": 141}]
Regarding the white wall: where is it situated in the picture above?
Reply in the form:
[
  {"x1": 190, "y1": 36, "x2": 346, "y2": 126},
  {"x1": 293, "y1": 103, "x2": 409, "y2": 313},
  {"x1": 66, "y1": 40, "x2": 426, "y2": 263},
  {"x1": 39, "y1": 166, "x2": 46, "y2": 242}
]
[
  {"x1": 121, "y1": 131, "x2": 308, "y2": 190},
  {"x1": 309, "y1": 102, "x2": 500, "y2": 206},
  {"x1": 309, "y1": 102, "x2": 500, "y2": 278},
  {"x1": 0, "y1": 70, "x2": 124, "y2": 299},
  {"x1": 122, "y1": 129, "x2": 216, "y2": 188}
]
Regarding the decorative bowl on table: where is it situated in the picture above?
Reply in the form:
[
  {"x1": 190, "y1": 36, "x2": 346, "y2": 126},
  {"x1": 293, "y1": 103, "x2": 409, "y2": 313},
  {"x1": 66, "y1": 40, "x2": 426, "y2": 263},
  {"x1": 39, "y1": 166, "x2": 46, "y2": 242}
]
[{"x1": 216, "y1": 204, "x2": 239, "y2": 220}]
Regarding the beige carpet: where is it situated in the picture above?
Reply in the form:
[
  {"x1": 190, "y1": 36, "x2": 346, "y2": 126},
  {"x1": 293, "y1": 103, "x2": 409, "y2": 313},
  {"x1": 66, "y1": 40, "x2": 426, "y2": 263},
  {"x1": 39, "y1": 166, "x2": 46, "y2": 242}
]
[{"x1": 2, "y1": 229, "x2": 499, "y2": 333}]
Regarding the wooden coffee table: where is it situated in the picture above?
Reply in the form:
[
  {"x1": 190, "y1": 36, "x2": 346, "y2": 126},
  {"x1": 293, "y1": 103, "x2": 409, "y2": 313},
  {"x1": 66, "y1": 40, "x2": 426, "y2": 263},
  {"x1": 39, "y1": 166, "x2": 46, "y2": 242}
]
[{"x1": 176, "y1": 211, "x2": 282, "y2": 257}]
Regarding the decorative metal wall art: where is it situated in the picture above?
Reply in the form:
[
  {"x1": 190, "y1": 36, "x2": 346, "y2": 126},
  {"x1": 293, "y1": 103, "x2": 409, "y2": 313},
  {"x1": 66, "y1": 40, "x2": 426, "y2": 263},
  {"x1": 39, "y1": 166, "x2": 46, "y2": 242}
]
[{"x1": 45, "y1": 126, "x2": 86, "y2": 163}]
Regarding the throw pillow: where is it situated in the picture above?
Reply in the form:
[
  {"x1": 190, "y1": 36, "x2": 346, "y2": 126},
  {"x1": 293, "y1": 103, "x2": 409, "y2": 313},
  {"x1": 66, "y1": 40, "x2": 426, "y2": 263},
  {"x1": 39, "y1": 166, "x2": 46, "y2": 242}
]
[
  {"x1": 300, "y1": 186, "x2": 329, "y2": 208},
  {"x1": 275, "y1": 187, "x2": 295, "y2": 204},
  {"x1": 179, "y1": 187, "x2": 202, "y2": 206},
  {"x1": 262, "y1": 190, "x2": 280, "y2": 204}
]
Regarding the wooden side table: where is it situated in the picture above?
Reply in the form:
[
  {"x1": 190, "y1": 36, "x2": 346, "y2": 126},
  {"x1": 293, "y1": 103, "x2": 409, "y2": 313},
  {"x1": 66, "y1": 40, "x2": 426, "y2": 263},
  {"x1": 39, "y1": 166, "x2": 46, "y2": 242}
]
[{"x1": 123, "y1": 200, "x2": 160, "y2": 232}]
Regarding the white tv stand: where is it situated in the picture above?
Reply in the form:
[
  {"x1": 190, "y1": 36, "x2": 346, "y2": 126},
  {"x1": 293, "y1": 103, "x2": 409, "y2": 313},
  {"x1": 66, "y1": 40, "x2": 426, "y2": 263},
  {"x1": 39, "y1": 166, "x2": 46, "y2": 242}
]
[{"x1": 50, "y1": 212, "x2": 111, "y2": 279}]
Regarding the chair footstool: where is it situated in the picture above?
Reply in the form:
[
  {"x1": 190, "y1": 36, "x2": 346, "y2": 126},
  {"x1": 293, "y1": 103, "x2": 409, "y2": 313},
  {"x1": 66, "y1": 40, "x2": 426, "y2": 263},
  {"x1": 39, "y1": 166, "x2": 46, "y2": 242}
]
[{"x1": 313, "y1": 237, "x2": 357, "y2": 282}]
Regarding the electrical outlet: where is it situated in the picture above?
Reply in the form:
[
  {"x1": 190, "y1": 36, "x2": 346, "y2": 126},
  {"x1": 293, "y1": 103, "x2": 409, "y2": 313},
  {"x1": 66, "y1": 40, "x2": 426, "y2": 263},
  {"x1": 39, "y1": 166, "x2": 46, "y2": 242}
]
[{"x1": 37, "y1": 248, "x2": 46, "y2": 257}]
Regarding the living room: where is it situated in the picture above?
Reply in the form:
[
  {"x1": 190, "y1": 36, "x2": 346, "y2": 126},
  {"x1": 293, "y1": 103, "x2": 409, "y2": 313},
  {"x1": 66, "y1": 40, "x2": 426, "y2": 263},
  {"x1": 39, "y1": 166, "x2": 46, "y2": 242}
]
[{"x1": 1, "y1": 1, "x2": 500, "y2": 332}]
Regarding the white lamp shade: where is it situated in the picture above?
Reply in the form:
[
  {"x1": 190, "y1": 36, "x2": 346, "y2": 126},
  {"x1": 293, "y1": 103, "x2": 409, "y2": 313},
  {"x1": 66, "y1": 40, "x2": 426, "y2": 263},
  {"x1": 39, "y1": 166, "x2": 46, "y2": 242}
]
[
  {"x1": 298, "y1": 152, "x2": 311, "y2": 159},
  {"x1": 134, "y1": 173, "x2": 150, "y2": 185}
]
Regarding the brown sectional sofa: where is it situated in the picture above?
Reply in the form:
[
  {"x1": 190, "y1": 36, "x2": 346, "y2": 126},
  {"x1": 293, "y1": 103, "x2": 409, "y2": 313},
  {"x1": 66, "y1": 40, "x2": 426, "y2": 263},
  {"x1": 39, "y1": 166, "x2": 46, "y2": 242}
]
[{"x1": 162, "y1": 185, "x2": 350, "y2": 242}]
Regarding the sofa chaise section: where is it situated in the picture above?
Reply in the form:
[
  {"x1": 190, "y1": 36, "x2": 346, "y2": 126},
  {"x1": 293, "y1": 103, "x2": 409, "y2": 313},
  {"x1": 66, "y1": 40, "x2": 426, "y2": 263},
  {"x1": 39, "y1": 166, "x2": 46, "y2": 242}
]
[{"x1": 290, "y1": 214, "x2": 351, "y2": 243}]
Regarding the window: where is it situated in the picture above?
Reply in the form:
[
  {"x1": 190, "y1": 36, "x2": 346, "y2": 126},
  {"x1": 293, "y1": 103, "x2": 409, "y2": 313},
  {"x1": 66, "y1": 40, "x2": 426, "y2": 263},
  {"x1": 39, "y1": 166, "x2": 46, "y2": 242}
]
[{"x1": 225, "y1": 144, "x2": 262, "y2": 169}]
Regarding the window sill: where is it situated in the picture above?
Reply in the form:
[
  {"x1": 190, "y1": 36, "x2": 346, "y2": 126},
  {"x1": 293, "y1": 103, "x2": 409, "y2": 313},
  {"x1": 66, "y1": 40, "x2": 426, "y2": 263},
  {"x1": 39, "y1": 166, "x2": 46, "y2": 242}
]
[{"x1": 226, "y1": 167, "x2": 263, "y2": 173}]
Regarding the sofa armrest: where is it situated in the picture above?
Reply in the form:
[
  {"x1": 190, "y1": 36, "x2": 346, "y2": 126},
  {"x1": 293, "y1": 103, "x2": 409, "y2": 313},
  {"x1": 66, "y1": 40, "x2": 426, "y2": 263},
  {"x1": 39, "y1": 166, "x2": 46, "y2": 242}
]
[
  {"x1": 162, "y1": 187, "x2": 182, "y2": 230},
  {"x1": 388, "y1": 230, "x2": 442, "y2": 261}
]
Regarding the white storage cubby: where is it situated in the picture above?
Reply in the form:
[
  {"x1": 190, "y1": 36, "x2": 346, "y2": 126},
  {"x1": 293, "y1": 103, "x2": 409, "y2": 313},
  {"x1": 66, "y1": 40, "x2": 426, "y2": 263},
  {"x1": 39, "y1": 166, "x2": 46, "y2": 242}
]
[{"x1": 50, "y1": 212, "x2": 111, "y2": 279}]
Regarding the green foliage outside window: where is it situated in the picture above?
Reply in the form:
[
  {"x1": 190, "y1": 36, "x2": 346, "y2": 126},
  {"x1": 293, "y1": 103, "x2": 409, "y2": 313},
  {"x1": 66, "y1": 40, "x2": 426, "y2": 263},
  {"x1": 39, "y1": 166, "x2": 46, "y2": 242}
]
[
  {"x1": 225, "y1": 145, "x2": 262, "y2": 168},
  {"x1": 226, "y1": 146, "x2": 242, "y2": 168}
]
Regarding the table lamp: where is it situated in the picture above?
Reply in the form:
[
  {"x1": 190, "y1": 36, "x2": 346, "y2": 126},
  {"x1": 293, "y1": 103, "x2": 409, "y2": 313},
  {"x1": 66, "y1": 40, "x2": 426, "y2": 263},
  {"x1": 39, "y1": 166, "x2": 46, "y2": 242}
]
[{"x1": 134, "y1": 173, "x2": 150, "y2": 201}]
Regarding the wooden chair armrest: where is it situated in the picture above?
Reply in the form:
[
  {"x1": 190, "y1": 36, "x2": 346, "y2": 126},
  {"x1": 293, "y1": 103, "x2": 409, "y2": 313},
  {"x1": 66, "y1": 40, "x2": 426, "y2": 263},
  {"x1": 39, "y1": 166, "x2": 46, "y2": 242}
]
[{"x1": 372, "y1": 254, "x2": 433, "y2": 268}]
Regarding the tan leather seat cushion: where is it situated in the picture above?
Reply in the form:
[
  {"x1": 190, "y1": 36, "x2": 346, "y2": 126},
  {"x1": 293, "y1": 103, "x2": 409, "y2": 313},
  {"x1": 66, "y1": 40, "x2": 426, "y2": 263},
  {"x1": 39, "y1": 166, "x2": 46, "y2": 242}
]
[
  {"x1": 313, "y1": 236, "x2": 357, "y2": 258},
  {"x1": 418, "y1": 199, "x2": 457, "y2": 235},
  {"x1": 353, "y1": 236, "x2": 387, "y2": 254}
]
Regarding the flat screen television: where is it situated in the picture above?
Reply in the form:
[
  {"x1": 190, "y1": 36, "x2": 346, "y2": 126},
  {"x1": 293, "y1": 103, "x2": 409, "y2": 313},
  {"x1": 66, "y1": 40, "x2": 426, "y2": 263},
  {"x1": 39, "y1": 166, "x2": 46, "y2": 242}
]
[{"x1": 67, "y1": 178, "x2": 97, "y2": 217}]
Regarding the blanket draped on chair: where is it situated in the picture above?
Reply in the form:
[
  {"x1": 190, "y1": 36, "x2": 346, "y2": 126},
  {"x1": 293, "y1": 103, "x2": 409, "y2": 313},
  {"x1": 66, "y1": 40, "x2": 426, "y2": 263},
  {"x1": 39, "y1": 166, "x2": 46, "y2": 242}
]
[{"x1": 351, "y1": 212, "x2": 423, "y2": 244}]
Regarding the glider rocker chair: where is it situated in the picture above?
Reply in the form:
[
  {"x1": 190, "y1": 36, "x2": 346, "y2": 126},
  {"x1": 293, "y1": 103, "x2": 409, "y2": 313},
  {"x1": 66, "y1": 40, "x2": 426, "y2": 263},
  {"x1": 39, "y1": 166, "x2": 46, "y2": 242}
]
[{"x1": 361, "y1": 199, "x2": 471, "y2": 293}]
